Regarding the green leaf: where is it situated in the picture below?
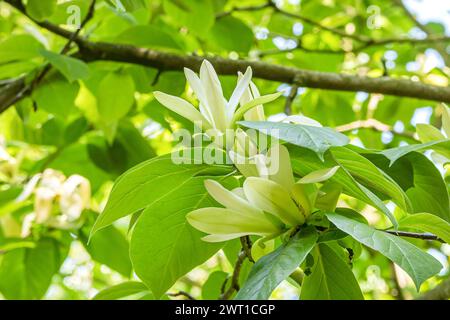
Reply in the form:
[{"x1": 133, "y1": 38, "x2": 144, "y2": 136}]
[
  {"x1": 97, "y1": 70, "x2": 135, "y2": 123},
  {"x1": 130, "y1": 176, "x2": 238, "y2": 298},
  {"x1": 208, "y1": 16, "x2": 254, "y2": 53},
  {"x1": 80, "y1": 222, "x2": 132, "y2": 277},
  {"x1": 416, "y1": 124, "x2": 446, "y2": 142},
  {"x1": 326, "y1": 212, "x2": 442, "y2": 290},
  {"x1": 91, "y1": 148, "x2": 232, "y2": 235},
  {"x1": 0, "y1": 238, "x2": 68, "y2": 299},
  {"x1": 93, "y1": 281, "x2": 152, "y2": 300},
  {"x1": 403, "y1": 152, "x2": 450, "y2": 221},
  {"x1": 163, "y1": 0, "x2": 215, "y2": 37},
  {"x1": 33, "y1": 79, "x2": 79, "y2": 118},
  {"x1": 381, "y1": 140, "x2": 450, "y2": 165},
  {"x1": 235, "y1": 227, "x2": 318, "y2": 300},
  {"x1": 399, "y1": 213, "x2": 450, "y2": 244},
  {"x1": 202, "y1": 271, "x2": 228, "y2": 300},
  {"x1": 26, "y1": 0, "x2": 56, "y2": 21},
  {"x1": 40, "y1": 50, "x2": 90, "y2": 82},
  {"x1": 331, "y1": 146, "x2": 412, "y2": 213},
  {"x1": 0, "y1": 35, "x2": 43, "y2": 64},
  {"x1": 298, "y1": 166, "x2": 340, "y2": 184},
  {"x1": 116, "y1": 25, "x2": 183, "y2": 50},
  {"x1": 301, "y1": 243, "x2": 364, "y2": 300},
  {"x1": 119, "y1": 0, "x2": 148, "y2": 11},
  {"x1": 239, "y1": 121, "x2": 348, "y2": 160}
]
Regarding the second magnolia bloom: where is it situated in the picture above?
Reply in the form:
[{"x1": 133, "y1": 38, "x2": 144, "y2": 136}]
[{"x1": 187, "y1": 145, "x2": 340, "y2": 243}]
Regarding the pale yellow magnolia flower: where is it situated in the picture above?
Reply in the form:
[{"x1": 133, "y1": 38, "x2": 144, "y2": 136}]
[
  {"x1": 187, "y1": 144, "x2": 341, "y2": 243},
  {"x1": 17, "y1": 169, "x2": 91, "y2": 234},
  {"x1": 153, "y1": 60, "x2": 282, "y2": 134}
]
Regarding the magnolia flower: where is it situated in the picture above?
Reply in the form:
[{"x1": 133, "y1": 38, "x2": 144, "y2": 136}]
[
  {"x1": 187, "y1": 144, "x2": 340, "y2": 242},
  {"x1": 18, "y1": 169, "x2": 91, "y2": 236},
  {"x1": 153, "y1": 60, "x2": 282, "y2": 136}
]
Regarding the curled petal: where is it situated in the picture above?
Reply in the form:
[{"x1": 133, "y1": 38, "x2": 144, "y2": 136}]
[
  {"x1": 244, "y1": 177, "x2": 304, "y2": 226},
  {"x1": 227, "y1": 67, "x2": 252, "y2": 122},
  {"x1": 200, "y1": 60, "x2": 227, "y2": 131},
  {"x1": 267, "y1": 144, "x2": 295, "y2": 191},
  {"x1": 204, "y1": 180, "x2": 262, "y2": 218},
  {"x1": 187, "y1": 207, "x2": 279, "y2": 237},
  {"x1": 229, "y1": 150, "x2": 260, "y2": 178},
  {"x1": 153, "y1": 91, "x2": 211, "y2": 130}
]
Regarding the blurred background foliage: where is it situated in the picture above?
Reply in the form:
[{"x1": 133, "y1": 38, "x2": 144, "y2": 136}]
[{"x1": 0, "y1": 0, "x2": 449, "y2": 300}]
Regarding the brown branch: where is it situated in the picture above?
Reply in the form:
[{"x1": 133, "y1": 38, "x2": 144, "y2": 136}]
[
  {"x1": 383, "y1": 230, "x2": 444, "y2": 242},
  {"x1": 336, "y1": 119, "x2": 417, "y2": 140},
  {"x1": 2, "y1": 0, "x2": 450, "y2": 116},
  {"x1": 167, "y1": 291, "x2": 196, "y2": 300},
  {"x1": 285, "y1": 83, "x2": 299, "y2": 115},
  {"x1": 220, "y1": 250, "x2": 247, "y2": 300},
  {"x1": 417, "y1": 277, "x2": 450, "y2": 300},
  {"x1": 240, "y1": 236, "x2": 254, "y2": 263}
]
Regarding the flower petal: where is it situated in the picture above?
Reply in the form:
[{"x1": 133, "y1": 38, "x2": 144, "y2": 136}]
[
  {"x1": 267, "y1": 144, "x2": 295, "y2": 191},
  {"x1": 227, "y1": 67, "x2": 252, "y2": 122},
  {"x1": 234, "y1": 128, "x2": 258, "y2": 157},
  {"x1": 232, "y1": 92, "x2": 282, "y2": 124},
  {"x1": 240, "y1": 79, "x2": 265, "y2": 121},
  {"x1": 153, "y1": 91, "x2": 211, "y2": 129},
  {"x1": 291, "y1": 183, "x2": 317, "y2": 216},
  {"x1": 229, "y1": 150, "x2": 260, "y2": 178},
  {"x1": 204, "y1": 180, "x2": 262, "y2": 217},
  {"x1": 187, "y1": 207, "x2": 279, "y2": 236},
  {"x1": 200, "y1": 60, "x2": 227, "y2": 130},
  {"x1": 184, "y1": 67, "x2": 215, "y2": 126},
  {"x1": 244, "y1": 177, "x2": 304, "y2": 226},
  {"x1": 202, "y1": 233, "x2": 249, "y2": 242}
]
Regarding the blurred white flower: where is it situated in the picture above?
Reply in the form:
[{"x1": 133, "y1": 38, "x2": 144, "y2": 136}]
[{"x1": 17, "y1": 169, "x2": 91, "y2": 236}]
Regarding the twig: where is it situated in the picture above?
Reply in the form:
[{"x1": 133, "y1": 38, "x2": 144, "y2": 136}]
[
  {"x1": 220, "y1": 250, "x2": 247, "y2": 300},
  {"x1": 240, "y1": 236, "x2": 254, "y2": 263},
  {"x1": 284, "y1": 83, "x2": 299, "y2": 115},
  {"x1": 167, "y1": 291, "x2": 196, "y2": 300},
  {"x1": 31, "y1": 0, "x2": 97, "y2": 89},
  {"x1": 383, "y1": 230, "x2": 444, "y2": 242},
  {"x1": 336, "y1": 119, "x2": 417, "y2": 140}
]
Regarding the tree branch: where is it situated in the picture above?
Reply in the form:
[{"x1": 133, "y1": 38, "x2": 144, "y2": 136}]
[
  {"x1": 2, "y1": 0, "x2": 450, "y2": 116},
  {"x1": 336, "y1": 119, "x2": 417, "y2": 140},
  {"x1": 220, "y1": 250, "x2": 247, "y2": 300},
  {"x1": 383, "y1": 230, "x2": 444, "y2": 242},
  {"x1": 167, "y1": 291, "x2": 196, "y2": 300}
]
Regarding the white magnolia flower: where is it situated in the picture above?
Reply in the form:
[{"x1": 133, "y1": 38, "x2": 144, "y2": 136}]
[{"x1": 153, "y1": 60, "x2": 282, "y2": 134}]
